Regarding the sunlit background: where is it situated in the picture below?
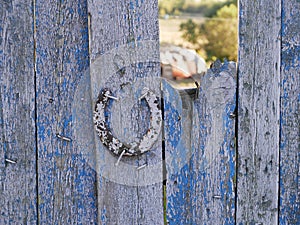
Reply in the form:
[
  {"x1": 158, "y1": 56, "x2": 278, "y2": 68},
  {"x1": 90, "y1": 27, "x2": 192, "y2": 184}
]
[{"x1": 159, "y1": 0, "x2": 238, "y2": 86}]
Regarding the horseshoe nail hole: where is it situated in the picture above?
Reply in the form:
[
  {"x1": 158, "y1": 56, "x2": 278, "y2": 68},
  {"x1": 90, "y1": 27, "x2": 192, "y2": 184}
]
[
  {"x1": 117, "y1": 68, "x2": 126, "y2": 76},
  {"x1": 15, "y1": 93, "x2": 20, "y2": 100},
  {"x1": 120, "y1": 82, "x2": 131, "y2": 89}
]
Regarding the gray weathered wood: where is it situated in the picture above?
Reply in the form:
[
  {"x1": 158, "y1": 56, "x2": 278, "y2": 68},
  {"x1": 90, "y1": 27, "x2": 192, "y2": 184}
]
[
  {"x1": 237, "y1": 0, "x2": 281, "y2": 223},
  {"x1": 2, "y1": 0, "x2": 298, "y2": 224},
  {"x1": 35, "y1": 0, "x2": 98, "y2": 223},
  {"x1": 0, "y1": 0, "x2": 37, "y2": 223},
  {"x1": 87, "y1": 0, "x2": 163, "y2": 224},
  {"x1": 165, "y1": 61, "x2": 236, "y2": 224},
  {"x1": 279, "y1": 0, "x2": 300, "y2": 224}
]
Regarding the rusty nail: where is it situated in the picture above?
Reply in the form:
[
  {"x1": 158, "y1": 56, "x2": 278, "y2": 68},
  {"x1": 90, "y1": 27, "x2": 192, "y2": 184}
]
[
  {"x1": 139, "y1": 88, "x2": 150, "y2": 101},
  {"x1": 229, "y1": 113, "x2": 236, "y2": 118},
  {"x1": 5, "y1": 159, "x2": 17, "y2": 164},
  {"x1": 115, "y1": 150, "x2": 126, "y2": 166},
  {"x1": 56, "y1": 133, "x2": 72, "y2": 142},
  {"x1": 137, "y1": 164, "x2": 147, "y2": 170},
  {"x1": 104, "y1": 93, "x2": 119, "y2": 101},
  {"x1": 139, "y1": 92, "x2": 148, "y2": 101},
  {"x1": 213, "y1": 195, "x2": 221, "y2": 199}
]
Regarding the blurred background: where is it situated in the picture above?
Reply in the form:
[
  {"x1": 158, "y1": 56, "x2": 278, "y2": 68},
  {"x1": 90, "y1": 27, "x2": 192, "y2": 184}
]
[{"x1": 159, "y1": 0, "x2": 238, "y2": 88}]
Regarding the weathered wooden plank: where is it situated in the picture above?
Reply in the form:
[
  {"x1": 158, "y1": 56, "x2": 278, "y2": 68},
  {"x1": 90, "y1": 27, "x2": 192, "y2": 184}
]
[
  {"x1": 165, "y1": 61, "x2": 236, "y2": 224},
  {"x1": 0, "y1": 0, "x2": 37, "y2": 223},
  {"x1": 163, "y1": 80, "x2": 193, "y2": 224},
  {"x1": 237, "y1": 0, "x2": 281, "y2": 224},
  {"x1": 279, "y1": 1, "x2": 300, "y2": 224},
  {"x1": 35, "y1": 0, "x2": 98, "y2": 223},
  {"x1": 87, "y1": 0, "x2": 163, "y2": 224}
]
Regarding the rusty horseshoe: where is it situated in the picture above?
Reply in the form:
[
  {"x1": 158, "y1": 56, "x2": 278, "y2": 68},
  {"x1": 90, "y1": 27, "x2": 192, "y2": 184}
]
[{"x1": 93, "y1": 87, "x2": 162, "y2": 157}]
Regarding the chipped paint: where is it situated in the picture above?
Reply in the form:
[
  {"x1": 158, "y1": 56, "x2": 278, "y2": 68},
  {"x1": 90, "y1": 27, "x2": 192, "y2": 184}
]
[
  {"x1": 279, "y1": 1, "x2": 300, "y2": 224},
  {"x1": 2, "y1": 0, "x2": 299, "y2": 224},
  {"x1": 165, "y1": 61, "x2": 237, "y2": 224}
]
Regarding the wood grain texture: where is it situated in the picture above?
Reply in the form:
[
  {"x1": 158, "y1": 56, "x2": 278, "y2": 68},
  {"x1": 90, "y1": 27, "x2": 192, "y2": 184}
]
[
  {"x1": 0, "y1": 0, "x2": 37, "y2": 223},
  {"x1": 237, "y1": 0, "x2": 281, "y2": 224},
  {"x1": 279, "y1": 0, "x2": 300, "y2": 224},
  {"x1": 87, "y1": 0, "x2": 163, "y2": 224},
  {"x1": 35, "y1": 0, "x2": 98, "y2": 223},
  {"x1": 165, "y1": 61, "x2": 236, "y2": 224}
]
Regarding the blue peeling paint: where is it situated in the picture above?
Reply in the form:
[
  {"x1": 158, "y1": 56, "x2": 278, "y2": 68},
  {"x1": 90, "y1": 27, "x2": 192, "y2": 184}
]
[
  {"x1": 129, "y1": 1, "x2": 135, "y2": 10},
  {"x1": 34, "y1": 0, "x2": 98, "y2": 224},
  {"x1": 166, "y1": 61, "x2": 236, "y2": 224},
  {"x1": 279, "y1": 2, "x2": 300, "y2": 224},
  {"x1": 101, "y1": 208, "x2": 107, "y2": 225}
]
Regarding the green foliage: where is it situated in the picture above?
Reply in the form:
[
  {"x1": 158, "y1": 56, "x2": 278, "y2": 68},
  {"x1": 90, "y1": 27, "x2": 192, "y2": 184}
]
[
  {"x1": 179, "y1": 19, "x2": 199, "y2": 45},
  {"x1": 202, "y1": 0, "x2": 238, "y2": 17},
  {"x1": 181, "y1": 0, "x2": 209, "y2": 14},
  {"x1": 159, "y1": 0, "x2": 238, "y2": 16},
  {"x1": 203, "y1": 4, "x2": 238, "y2": 61},
  {"x1": 180, "y1": 4, "x2": 238, "y2": 62},
  {"x1": 158, "y1": 0, "x2": 185, "y2": 16}
]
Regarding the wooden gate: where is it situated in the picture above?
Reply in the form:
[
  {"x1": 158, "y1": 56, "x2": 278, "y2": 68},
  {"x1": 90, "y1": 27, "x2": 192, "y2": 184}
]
[{"x1": 0, "y1": 0, "x2": 299, "y2": 224}]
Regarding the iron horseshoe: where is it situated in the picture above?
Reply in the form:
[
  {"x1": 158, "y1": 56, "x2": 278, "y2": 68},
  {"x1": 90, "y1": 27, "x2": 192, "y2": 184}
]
[{"x1": 93, "y1": 88, "x2": 162, "y2": 156}]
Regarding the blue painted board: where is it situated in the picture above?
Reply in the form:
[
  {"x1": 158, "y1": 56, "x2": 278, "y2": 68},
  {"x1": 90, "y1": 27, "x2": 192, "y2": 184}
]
[
  {"x1": 87, "y1": 0, "x2": 164, "y2": 224},
  {"x1": 165, "y1": 61, "x2": 237, "y2": 224},
  {"x1": 35, "y1": 0, "x2": 98, "y2": 223},
  {"x1": 279, "y1": 0, "x2": 300, "y2": 224},
  {"x1": 0, "y1": 0, "x2": 37, "y2": 223}
]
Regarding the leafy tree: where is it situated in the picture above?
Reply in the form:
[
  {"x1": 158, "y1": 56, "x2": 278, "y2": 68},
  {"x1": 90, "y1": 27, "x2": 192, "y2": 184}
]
[
  {"x1": 203, "y1": 0, "x2": 238, "y2": 17},
  {"x1": 158, "y1": 0, "x2": 185, "y2": 16},
  {"x1": 180, "y1": 19, "x2": 199, "y2": 45},
  {"x1": 180, "y1": 4, "x2": 238, "y2": 62}
]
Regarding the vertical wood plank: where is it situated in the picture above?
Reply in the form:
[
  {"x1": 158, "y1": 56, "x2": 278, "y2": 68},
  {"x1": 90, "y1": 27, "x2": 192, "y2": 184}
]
[
  {"x1": 237, "y1": 0, "x2": 281, "y2": 224},
  {"x1": 0, "y1": 0, "x2": 37, "y2": 223},
  {"x1": 87, "y1": 0, "x2": 163, "y2": 224},
  {"x1": 35, "y1": 0, "x2": 98, "y2": 223},
  {"x1": 163, "y1": 80, "x2": 194, "y2": 224},
  {"x1": 279, "y1": 0, "x2": 300, "y2": 224},
  {"x1": 165, "y1": 61, "x2": 237, "y2": 224}
]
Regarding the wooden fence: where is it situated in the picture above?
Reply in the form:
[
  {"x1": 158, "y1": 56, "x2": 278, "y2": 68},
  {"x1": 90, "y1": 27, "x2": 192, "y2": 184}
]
[{"x1": 0, "y1": 0, "x2": 299, "y2": 224}]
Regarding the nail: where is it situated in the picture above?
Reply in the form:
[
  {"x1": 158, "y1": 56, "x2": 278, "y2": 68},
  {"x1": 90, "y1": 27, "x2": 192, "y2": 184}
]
[
  {"x1": 229, "y1": 113, "x2": 236, "y2": 118},
  {"x1": 115, "y1": 150, "x2": 126, "y2": 166},
  {"x1": 137, "y1": 164, "x2": 147, "y2": 170},
  {"x1": 139, "y1": 90, "x2": 149, "y2": 101},
  {"x1": 104, "y1": 93, "x2": 119, "y2": 101},
  {"x1": 56, "y1": 133, "x2": 72, "y2": 142},
  {"x1": 213, "y1": 195, "x2": 221, "y2": 199},
  {"x1": 5, "y1": 159, "x2": 17, "y2": 164},
  {"x1": 230, "y1": 140, "x2": 235, "y2": 148}
]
